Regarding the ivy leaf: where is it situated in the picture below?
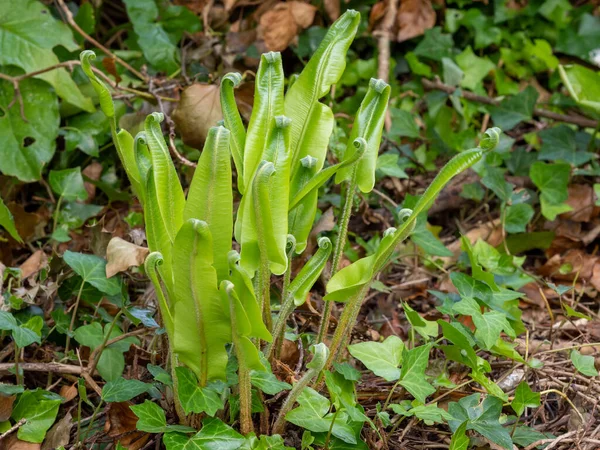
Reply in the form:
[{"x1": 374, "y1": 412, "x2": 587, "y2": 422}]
[
  {"x1": 348, "y1": 335, "x2": 404, "y2": 381},
  {"x1": 102, "y1": 378, "x2": 152, "y2": 402},
  {"x1": 505, "y1": 203, "x2": 534, "y2": 233},
  {"x1": 11, "y1": 389, "x2": 62, "y2": 443},
  {"x1": 530, "y1": 161, "x2": 571, "y2": 220},
  {"x1": 449, "y1": 421, "x2": 469, "y2": 450},
  {"x1": 0, "y1": 311, "x2": 41, "y2": 348},
  {"x1": 250, "y1": 370, "x2": 292, "y2": 395},
  {"x1": 390, "y1": 401, "x2": 452, "y2": 425},
  {"x1": 131, "y1": 400, "x2": 168, "y2": 433},
  {"x1": 175, "y1": 367, "x2": 224, "y2": 416},
  {"x1": 0, "y1": 77, "x2": 60, "y2": 182},
  {"x1": 570, "y1": 349, "x2": 599, "y2": 377},
  {"x1": 63, "y1": 251, "x2": 122, "y2": 296},
  {"x1": 389, "y1": 108, "x2": 420, "y2": 139},
  {"x1": 0, "y1": 0, "x2": 93, "y2": 112},
  {"x1": 399, "y1": 344, "x2": 435, "y2": 403},
  {"x1": 49, "y1": 168, "x2": 88, "y2": 202},
  {"x1": 472, "y1": 311, "x2": 515, "y2": 350},
  {"x1": 538, "y1": 125, "x2": 596, "y2": 166},
  {"x1": 559, "y1": 63, "x2": 600, "y2": 113},
  {"x1": 0, "y1": 197, "x2": 22, "y2": 242},
  {"x1": 489, "y1": 86, "x2": 538, "y2": 131},
  {"x1": 163, "y1": 417, "x2": 245, "y2": 450},
  {"x1": 511, "y1": 381, "x2": 541, "y2": 416},
  {"x1": 414, "y1": 27, "x2": 454, "y2": 61},
  {"x1": 285, "y1": 387, "x2": 331, "y2": 433},
  {"x1": 147, "y1": 364, "x2": 173, "y2": 386},
  {"x1": 448, "y1": 394, "x2": 513, "y2": 450},
  {"x1": 455, "y1": 46, "x2": 495, "y2": 90}
]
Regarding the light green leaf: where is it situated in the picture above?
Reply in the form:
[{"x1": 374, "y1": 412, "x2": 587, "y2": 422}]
[
  {"x1": 571, "y1": 349, "x2": 598, "y2": 377},
  {"x1": 390, "y1": 402, "x2": 452, "y2": 425},
  {"x1": 449, "y1": 421, "x2": 469, "y2": 450},
  {"x1": 131, "y1": 400, "x2": 168, "y2": 433},
  {"x1": 0, "y1": 76, "x2": 59, "y2": 182},
  {"x1": 175, "y1": 367, "x2": 225, "y2": 416},
  {"x1": 399, "y1": 344, "x2": 435, "y2": 403},
  {"x1": 511, "y1": 381, "x2": 540, "y2": 416},
  {"x1": 287, "y1": 237, "x2": 332, "y2": 306},
  {"x1": 0, "y1": 0, "x2": 93, "y2": 112},
  {"x1": 505, "y1": 203, "x2": 534, "y2": 234},
  {"x1": 63, "y1": 251, "x2": 122, "y2": 296},
  {"x1": 286, "y1": 10, "x2": 360, "y2": 253},
  {"x1": 11, "y1": 390, "x2": 61, "y2": 443},
  {"x1": 348, "y1": 335, "x2": 403, "y2": 381},
  {"x1": 220, "y1": 73, "x2": 246, "y2": 192},
  {"x1": 473, "y1": 311, "x2": 515, "y2": 350},
  {"x1": 102, "y1": 378, "x2": 151, "y2": 402},
  {"x1": 163, "y1": 417, "x2": 245, "y2": 450},
  {"x1": 530, "y1": 161, "x2": 571, "y2": 220},
  {"x1": 285, "y1": 387, "x2": 331, "y2": 433},
  {"x1": 455, "y1": 46, "x2": 495, "y2": 90},
  {"x1": 184, "y1": 126, "x2": 232, "y2": 281},
  {"x1": 0, "y1": 196, "x2": 22, "y2": 242},
  {"x1": 49, "y1": 168, "x2": 88, "y2": 202},
  {"x1": 250, "y1": 370, "x2": 292, "y2": 395},
  {"x1": 559, "y1": 64, "x2": 600, "y2": 113}
]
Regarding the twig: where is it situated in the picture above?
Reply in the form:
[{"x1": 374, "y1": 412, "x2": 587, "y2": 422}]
[
  {"x1": 86, "y1": 327, "x2": 148, "y2": 376},
  {"x1": 374, "y1": 0, "x2": 398, "y2": 130},
  {"x1": 56, "y1": 0, "x2": 147, "y2": 82},
  {"x1": 523, "y1": 430, "x2": 579, "y2": 450},
  {"x1": 422, "y1": 78, "x2": 599, "y2": 129},
  {"x1": 0, "y1": 418, "x2": 26, "y2": 440},
  {"x1": 0, "y1": 362, "x2": 84, "y2": 375}
]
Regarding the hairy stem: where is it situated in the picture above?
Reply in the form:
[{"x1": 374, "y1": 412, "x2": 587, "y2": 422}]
[
  {"x1": 272, "y1": 367, "x2": 319, "y2": 435},
  {"x1": 317, "y1": 170, "x2": 357, "y2": 343}
]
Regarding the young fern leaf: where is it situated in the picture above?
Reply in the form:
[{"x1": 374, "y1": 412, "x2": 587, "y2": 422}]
[
  {"x1": 144, "y1": 252, "x2": 173, "y2": 339},
  {"x1": 144, "y1": 112, "x2": 185, "y2": 245},
  {"x1": 172, "y1": 219, "x2": 231, "y2": 385},
  {"x1": 220, "y1": 73, "x2": 246, "y2": 193},
  {"x1": 335, "y1": 78, "x2": 391, "y2": 193},
  {"x1": 134, "y1": 132, "x2": 151, "y2": 192},
  {"x1": 227, "y1": 251, "x2": 272, "y2": 342},
  {"x1": 80, "y1": 50, "x2": 144, "y2": 201},
  {"x1": 184, "y1": 126, "x2": 233, "y2": 282},
  {"x1": 286, "y1": 9, "x2": 360, "y2": 252},
  {"x1": 240, "y1": 117, "x2": 292, "y2": 276}
]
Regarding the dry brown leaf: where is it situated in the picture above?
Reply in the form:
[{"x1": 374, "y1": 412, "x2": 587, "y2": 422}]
[
  {"x1": 288, "y1": 1, "x2": 317, "y2": 28},
  {"x1": 259, "y1": 4, "x2": 299, "y2": 52},
  {"x1": 82, "y1": 161, "x2": 103, "y2": 201},
  {"x1": 173, "y1": 83, "x2": 222, "y2": 149},
  {"x1": 1, "y1": 436, "x2": 40, "y2": 450},
  {"x1": 59, "y1": 383, "x2": 78, "y2": 402},
  {"x1": 369, "y1": 1, "x2": 387, "y2": 29},
  {"x1": 105, "y1": 237, "x2": 150, "y2": 278},
  {"x1": 0, "y1": 394, "x2": 16, "y2": 421},
  {"x1": 7, "y1": 202, "x2": 47, "y2": 242},
  {"x1": 397, "y1": 0, "x2": 436, "y2": 42},
  {"x1": 20, "y1": 250, "x2": 48, "y2": 280},
  {"x1": 324, "y1": 0, "x2": 340, "y2": 21},
  {"x1": 560, "y1": 184, "x2": 598, "y2": 223},
  {"x1": 104, "y1": 402, "x2": 150, "y2": 449},
  {"x1": 41, "y1": 412, "x2": 72, "y2": 450},
  {"x1": 539, "y1": 250, "x2": 599, "y2": 287},
  {"x1": 101, "y1": 57, "x2": 122, "y2": 84}
]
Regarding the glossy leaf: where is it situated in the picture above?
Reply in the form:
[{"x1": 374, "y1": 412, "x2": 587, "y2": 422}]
[
  {"x1": 172, "y1": 219, "x2": 231, "y2": 384},
  {"x1": 11, "y1": 389, "x2": 61, "y2": 443},
  {"x1": 184, "y1": 126, "x2": 233, "y2": 281},
  {"x1": 144, "y1": 252, "x2": 174, "y2": 338},
  {"x1": 163, "y1": 418, "x2": 245, "y2": 450},
  {"x1": 220, "y1": 72, "x2": 246, "y2": 192},
  {"x1": 348, "y1": 335, "x2": 403, "y2": 381},
  {"x1": 102, "y1": 378, "x2": 151, "y2": 402},
  {"x1": 63, "y1": 251, "x2": 122, "y2": 296},
  {"x1": 335, "y1": 78, "x2": 391, "y2": 193},
  {"x1": 511, "y1": 381, "x2": 540, "y2": 416},
  {"x1": 175, "y1": 367, "x2": 225, "y2": 416}
]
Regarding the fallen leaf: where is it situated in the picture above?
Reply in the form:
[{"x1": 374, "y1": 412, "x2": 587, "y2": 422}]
[
  {"x1": 1, "y1": 435, "x2": 40, "y2": 450},
  {"x1": 324, "y1": 0, "x2": 340, "y2": 21},
  {"x1": 0, "y1": 394, "x2": 16, "y2": 421},
  {"x1": 41, "y1": 412, "x2": 73, "y2": 450},
  {"x1": 82, "y1": 161, "x2": 103, "y2": 201},
  {"x1": 288, "y1": 1, "x2": 317, "y2": 28},
  {"x1": 369, "y1": 1, "x2": 387, "y2": 30},
  {"x1": 560, "y1": 184, "x2": 598, "y2": 223},
  {"x1": 397, "y1": 0, "x2": 436, "y2": 42},
  {"x1": 7, "y1": 202, "x2": 47, "y2": 242},
  {"x1": 173, "y1": 83, "x2": 222, "y2": 149},
  {"x1": 20, "y1": 250, "x2": 48, "y2": 280},
  {"x1": 174, "y1": 0, "x2": 207, "y2": 14},
  {"x1": 539, "y1": 250, "x2": 600, "y2": 289},
  {"x1": 105, "y1": 237, "x2": 150, "y2": 278},
  {"x1": 59, "y1": 383, "x2": 78, "y2": 402},
  {"x1": 258, "y1": 2, "x2": 316, "y2": 51},
  {"x1": 104, "y1": 401, "x2": 150, "y2": 450},
  {"x1": 101, "y1": 57, "x2": 122, "y2": 84}
]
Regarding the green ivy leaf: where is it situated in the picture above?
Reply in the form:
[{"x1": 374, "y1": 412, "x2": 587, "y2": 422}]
[
  {"x1": 538, "y1": 125, "x2": 596, "y2": 166},
  {"x1": 0, "y1": 384, "x2": 24, "y2": 395},
  {"x1": 250, "y1": 370, "x2": 292, "y2": 395},
  {"x1": 0, "y1": 311, "x2": 41, "y2": 348},
  {"x1": 570, "y1": 349, "x2": 599, "y2": 377},
  {"x1": 163, "y1": 417, "x2": 245, "y2": 450},
  {"x1": 390, "y1": 401, "x2": 452, "y2": 425},
  {"x1": 0, "y1": 0, "x2": 93, "y2": 112},
  {"x1": 511, "y1": 381, "x2": 541, "y2": 416},
  {"x1": 131, "y1": 400, "x2": 167, "y2": 433},
  {"x1": 455, "y1": 46, "x2": 495, "y2": 90},
  {"x1": 414, "y1": 27, "x2": 454, "y2": 61},
  {"x1": 389, "y1": 108, "x2": 420, "y2": 139},
  {"x1": 399, "y1": 345, "x2": 435, "y2": 403},
  {"x1": 472, "y1": 311, "x2": 515, "y2": 350},
  {"x1": 505, "y1": 203, "x2": 534, "y2": 233},
  {"x1": 448, "y1": 421, "x2": 469, "y2": 450},
  {"x1": 559, "y1": 64, "x2": 600, "y2": 113},
  {"x1": 11, "y1": 389, "x2": 62, "y2": 443},
  {"x1": 175, "y1": 367, "x2": 224, "y2": 416},
  {"x1": 489, "y1": 86, "x2": 538, "y2": 131},
  {"x1": 448, "y1": 394, "x2": 513, "y2": 450},
  {"x1": 348, "y1": 335, "x2": 404, "y2": 381},
  {"x1": 147, "y1": 364, "x2": 173, "y2": 386},
  {"x1": 530, "y1": 161, "x2": 571, "y2": 220},
  {"x1": 49, "y1": 168, "x2": 88, "y2": 202},
  {"x1": 0, "y1": 77, "x2": 60, "y2": 182},
  {"x1": 102, "y1": 378, "x2": 152, "y2": 403},
  {"x1": 63, "y1": 251, "x2": 122, "y2": 296}
]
